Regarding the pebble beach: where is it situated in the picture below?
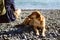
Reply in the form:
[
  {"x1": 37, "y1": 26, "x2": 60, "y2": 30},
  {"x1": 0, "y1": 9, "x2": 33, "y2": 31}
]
[{"x1": 0, "y1": 9, "x2": 60, "y2": 40}]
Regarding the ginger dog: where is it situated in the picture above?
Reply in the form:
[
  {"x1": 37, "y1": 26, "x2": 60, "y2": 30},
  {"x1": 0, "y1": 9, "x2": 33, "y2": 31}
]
[{"x1": 23, "y1": 11, "x2": 46, "y2": 36}]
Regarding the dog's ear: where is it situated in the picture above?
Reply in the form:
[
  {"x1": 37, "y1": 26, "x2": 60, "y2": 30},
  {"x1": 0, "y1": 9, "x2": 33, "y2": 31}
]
[
  {"x1": 36, "y1": 12, "x2": 40, "y2": 18},
  {"x1": 28, "y1": 15, "x2": 31, "y2": 18},
  {"x1": 28, "y1": 11, "x2": 41, "y2": 18},
  {"x1": 32, "y1": 11, "x2": 41, "y2": 18},
  {"x1": 36, "y1": 11, "x2": 42, "y2": 18}
]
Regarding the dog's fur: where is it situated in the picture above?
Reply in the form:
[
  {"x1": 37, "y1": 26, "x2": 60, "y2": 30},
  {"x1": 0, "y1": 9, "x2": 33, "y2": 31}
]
[{"x1": 23, "y1": 11, "x2": 46, "y2": 36}]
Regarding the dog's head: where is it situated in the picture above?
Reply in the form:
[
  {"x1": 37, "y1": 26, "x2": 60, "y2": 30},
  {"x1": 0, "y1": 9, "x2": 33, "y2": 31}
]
[{"x1": 28, "y1": 11, "x2": 41, "y2": 19}]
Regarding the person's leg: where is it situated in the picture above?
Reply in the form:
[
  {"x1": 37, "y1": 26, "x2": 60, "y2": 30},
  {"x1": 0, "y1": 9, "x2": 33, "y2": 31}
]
[{"x1": 5, "y1": 0, "x2": 16, "y2": 22}]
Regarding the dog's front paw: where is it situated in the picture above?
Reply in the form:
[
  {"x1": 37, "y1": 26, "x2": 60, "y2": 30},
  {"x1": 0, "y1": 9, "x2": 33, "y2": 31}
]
[
  {"x1": 36, "y1": 32, "x2": 40, "y2": 36},
  {"x1": 42, "y1": 33, "x2": 45, "y2": 37}
]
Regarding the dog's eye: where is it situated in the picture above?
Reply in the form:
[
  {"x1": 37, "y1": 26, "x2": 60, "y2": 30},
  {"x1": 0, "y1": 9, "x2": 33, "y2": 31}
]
[{"x1": 30, "y1": 17, "x2": 33, "y2": 19}]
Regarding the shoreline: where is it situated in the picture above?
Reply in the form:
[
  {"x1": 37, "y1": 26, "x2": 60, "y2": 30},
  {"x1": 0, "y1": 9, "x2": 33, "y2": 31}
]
[{"x1": 21, "y1": 9, "x2": 60, "y2": 11}]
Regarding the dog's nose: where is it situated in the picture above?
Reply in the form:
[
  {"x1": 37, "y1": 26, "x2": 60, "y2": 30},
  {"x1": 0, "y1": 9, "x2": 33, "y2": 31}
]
[{"x1": 28, "y1": 18, "x2": 31, "y2": 20}]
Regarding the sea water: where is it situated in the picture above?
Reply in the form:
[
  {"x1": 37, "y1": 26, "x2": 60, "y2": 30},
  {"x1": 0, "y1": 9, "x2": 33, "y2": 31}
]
[{"x1": 14, "y1": 0, "x2": 60, "y2": 9}]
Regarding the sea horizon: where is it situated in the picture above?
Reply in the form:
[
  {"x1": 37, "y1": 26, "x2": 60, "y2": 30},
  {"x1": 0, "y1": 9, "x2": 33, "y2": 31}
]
[{"x1": 15, "y1": 0, "x2": 60, "y2": 9}]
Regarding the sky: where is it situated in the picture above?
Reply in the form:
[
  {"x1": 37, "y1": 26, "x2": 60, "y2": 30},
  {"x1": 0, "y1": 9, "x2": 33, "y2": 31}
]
[{"x1": 15, "y1": 0, "x2": 60, "y2": 3}]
